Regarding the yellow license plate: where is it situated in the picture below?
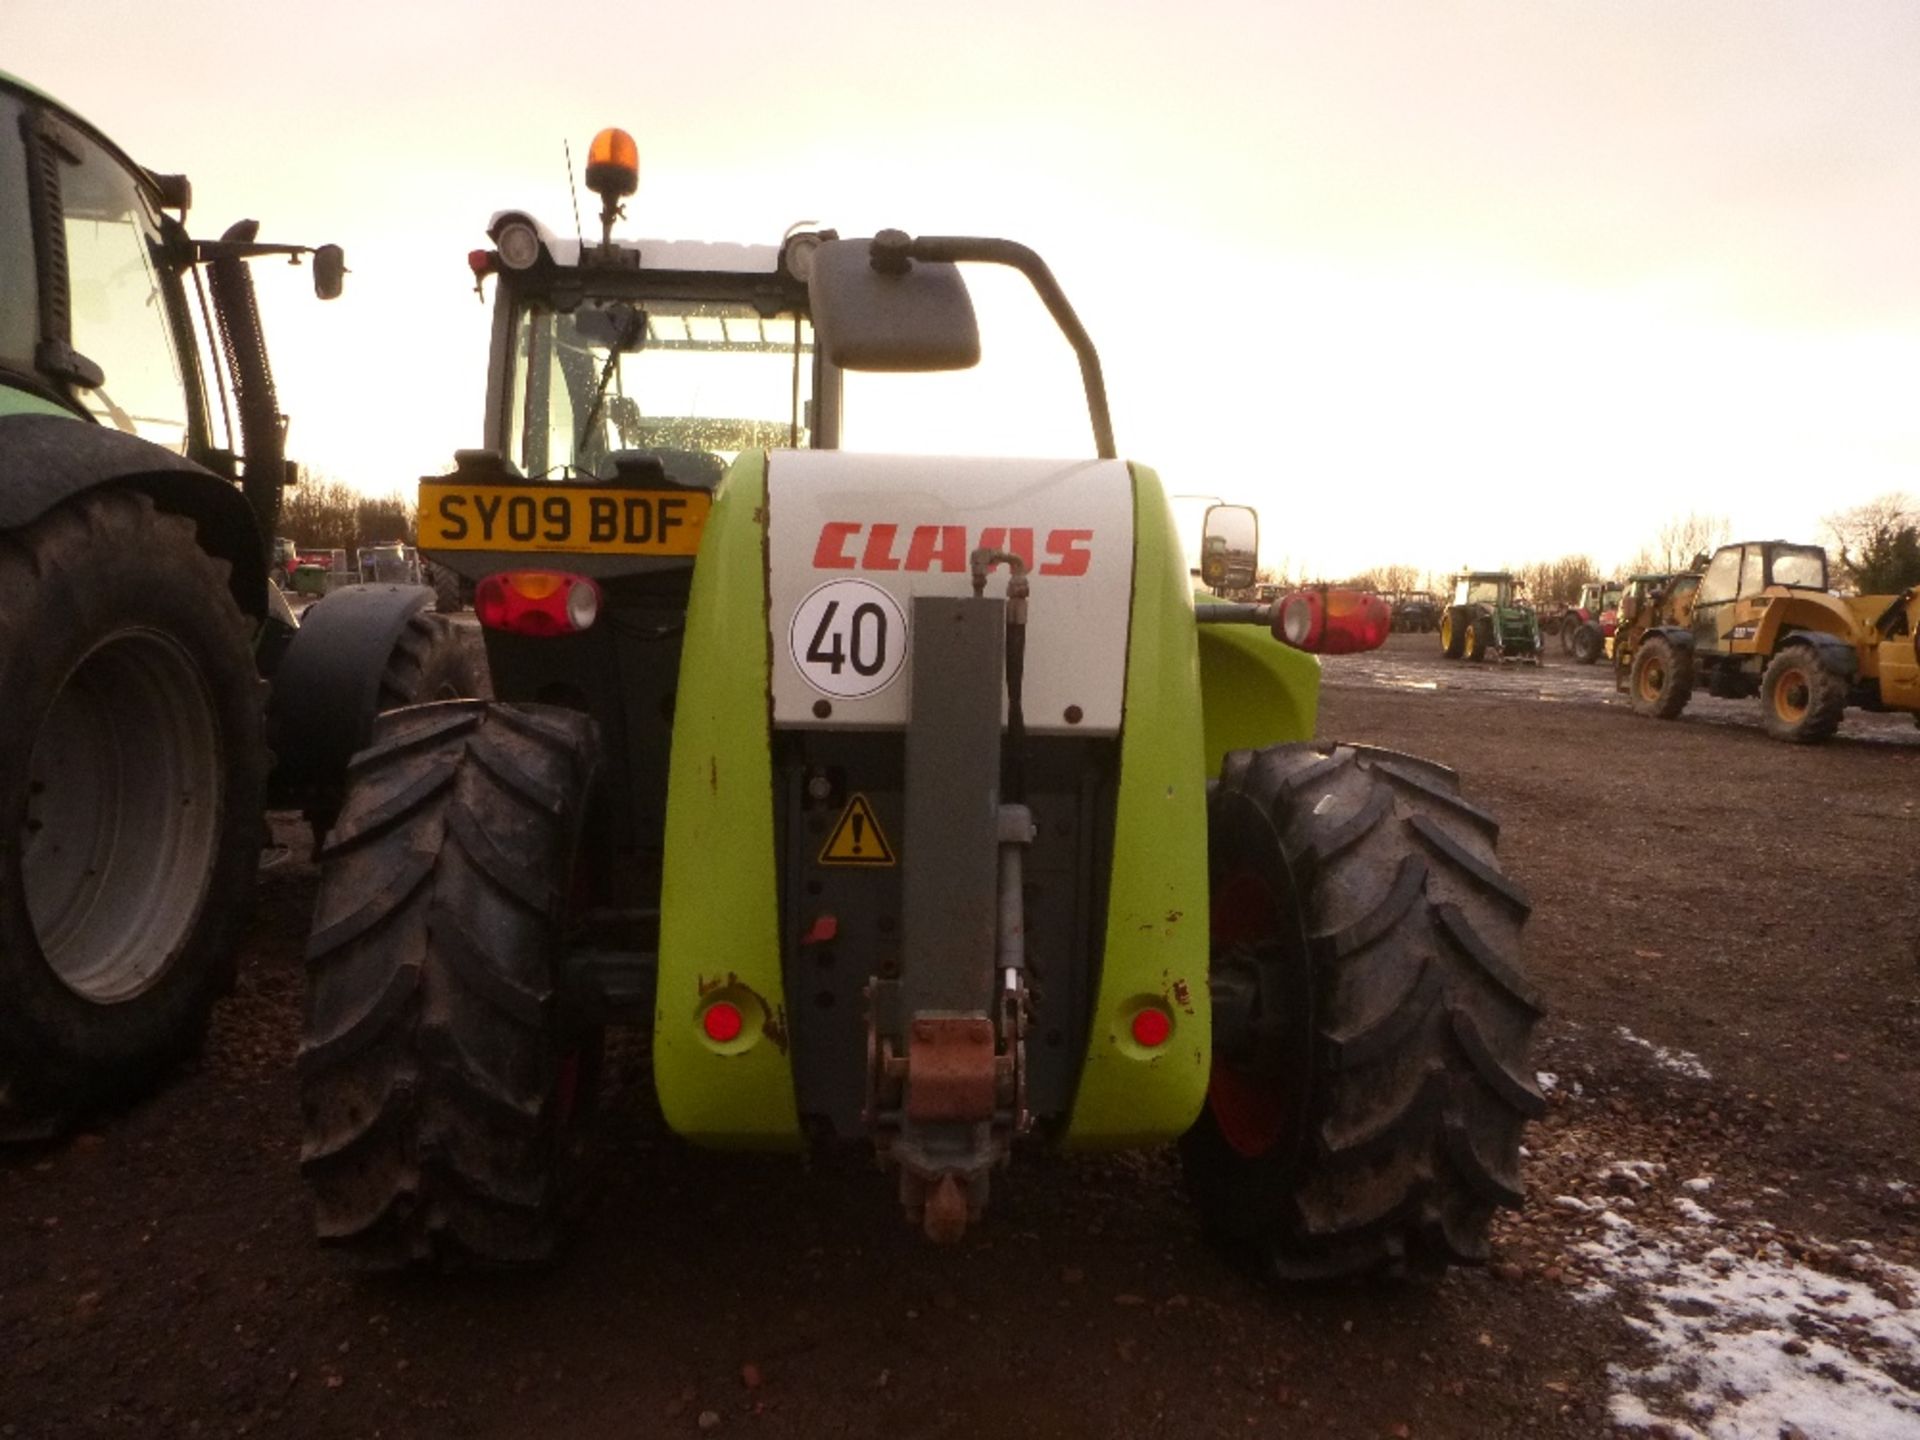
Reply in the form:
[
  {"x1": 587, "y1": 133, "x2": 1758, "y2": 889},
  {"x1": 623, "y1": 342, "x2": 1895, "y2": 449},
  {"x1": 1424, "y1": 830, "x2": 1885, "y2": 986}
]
[{"x1": 418, "y1": 483, "x2": 710, "y2": 556}]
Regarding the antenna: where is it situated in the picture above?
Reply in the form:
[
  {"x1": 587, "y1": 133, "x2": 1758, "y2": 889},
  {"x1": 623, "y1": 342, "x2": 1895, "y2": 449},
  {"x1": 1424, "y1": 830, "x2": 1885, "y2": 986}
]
[{"x1": 564, "y1": 139, "x2": 585, "y2": 252}]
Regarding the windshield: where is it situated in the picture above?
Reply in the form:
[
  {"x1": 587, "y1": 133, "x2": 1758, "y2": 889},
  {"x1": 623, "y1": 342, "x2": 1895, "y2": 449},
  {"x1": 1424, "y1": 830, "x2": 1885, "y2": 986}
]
[
  {"x1": 504, "y1": 297, "x2": 812, "y2": 482},
  {"x1": 1770, "y1": 547, "x2": 1826, "y2": 589},
  {"x1": 1460, "y1": 578, "x2": 1507, "y2": 606}
]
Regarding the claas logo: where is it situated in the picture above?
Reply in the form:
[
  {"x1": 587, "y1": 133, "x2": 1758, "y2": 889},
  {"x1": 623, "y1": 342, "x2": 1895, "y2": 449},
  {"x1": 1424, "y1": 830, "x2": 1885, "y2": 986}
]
[{"x1": 812, "y1": 523, "x2": 1093, "y2": 577}]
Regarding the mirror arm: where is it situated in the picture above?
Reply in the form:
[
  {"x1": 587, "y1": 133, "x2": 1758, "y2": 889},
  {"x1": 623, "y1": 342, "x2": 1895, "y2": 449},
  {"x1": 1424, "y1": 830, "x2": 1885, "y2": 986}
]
[
  {"x1": 192, "y1": 239, "x2": 318, "y2": 265},
  {"x1": 902, "y1": 235, "x2": 1116, "y2": 461}
]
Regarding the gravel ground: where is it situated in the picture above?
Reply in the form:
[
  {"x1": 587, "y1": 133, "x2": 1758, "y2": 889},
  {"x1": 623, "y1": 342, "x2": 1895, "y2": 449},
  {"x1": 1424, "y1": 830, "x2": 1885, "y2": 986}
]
[{"x1": 3, "y1": 632, "x2": 1917, "y2": 1439}]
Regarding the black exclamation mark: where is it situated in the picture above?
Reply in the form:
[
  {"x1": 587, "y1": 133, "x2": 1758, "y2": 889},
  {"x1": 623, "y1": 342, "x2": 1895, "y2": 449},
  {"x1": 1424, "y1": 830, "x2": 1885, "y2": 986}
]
[{"x1": 851, "y1": 812, "x2": 866, "y2": 855}]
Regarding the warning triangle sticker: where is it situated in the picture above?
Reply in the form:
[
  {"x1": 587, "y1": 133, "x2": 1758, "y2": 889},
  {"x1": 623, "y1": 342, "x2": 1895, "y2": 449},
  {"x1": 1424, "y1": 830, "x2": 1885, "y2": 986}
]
[{"x1": 819, "y1": 793, "x2": 896, "y2": 867}]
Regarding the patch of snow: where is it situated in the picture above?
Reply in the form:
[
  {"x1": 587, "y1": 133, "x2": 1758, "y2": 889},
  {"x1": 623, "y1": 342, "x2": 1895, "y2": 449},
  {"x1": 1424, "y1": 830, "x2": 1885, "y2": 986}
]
[
  {"x1": 1617, "y1": 1025, "x2": 1714, "y2": 1080},
  {"x1": 1683, "y1": 1176, "x2": 1715, "y2": 1194},
  {"x1": 1674, "y1": 1197, "x2": 1720, "y2": 1228},
  {"x1": 1579, "y1": 1208, "x2": 1920, "y2": 1438},
  {"x1": 1536, "y1": 1071, "x2": 1559, "y2": 1092}
]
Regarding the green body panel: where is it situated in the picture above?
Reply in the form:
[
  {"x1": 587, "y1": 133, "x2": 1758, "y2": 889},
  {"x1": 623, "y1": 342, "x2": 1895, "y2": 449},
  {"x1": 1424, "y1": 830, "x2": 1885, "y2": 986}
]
[
  {"x1": 0, "y1": 387, "x2": 75, "y2": 422},
  {"x1": 1064, "y1": 465, "x2": 1213, "y2": 1148},
  {"x1": 1194, "y1": 621, "x2": 1319, "y2": 773},
  {"x1": 654, "y1": 451, "x2": 804, "y2": 1150}
]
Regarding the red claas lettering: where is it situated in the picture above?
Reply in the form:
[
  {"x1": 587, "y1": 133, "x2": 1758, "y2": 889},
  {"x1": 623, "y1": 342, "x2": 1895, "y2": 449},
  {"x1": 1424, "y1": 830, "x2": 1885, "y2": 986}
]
[{"x1": 811, "y1": 523, "x2": 1092, "y2": 576}]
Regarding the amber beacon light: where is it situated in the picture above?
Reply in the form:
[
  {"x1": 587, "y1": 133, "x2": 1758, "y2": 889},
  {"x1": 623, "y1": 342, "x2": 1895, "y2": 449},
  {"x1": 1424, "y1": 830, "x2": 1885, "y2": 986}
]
[{"x1": 584, "y1": 128, "x2": 639, "y2": 201}]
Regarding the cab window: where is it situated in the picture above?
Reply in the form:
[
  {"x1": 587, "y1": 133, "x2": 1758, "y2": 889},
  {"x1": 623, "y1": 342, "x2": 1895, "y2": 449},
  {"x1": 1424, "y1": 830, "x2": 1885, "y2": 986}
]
[
  {"x1": 1770, "y1": 548, "x2": 1827, "y2": 589},
  {"x1": 60, "y1": 126, "x2": 190, "y2": 452},
  {"x1": 1737, "y1": 547, "x2": 1765, "y2": 597},
  {"x1": 1697, "y1": 548, "x2": 1741, "y2": 605}
]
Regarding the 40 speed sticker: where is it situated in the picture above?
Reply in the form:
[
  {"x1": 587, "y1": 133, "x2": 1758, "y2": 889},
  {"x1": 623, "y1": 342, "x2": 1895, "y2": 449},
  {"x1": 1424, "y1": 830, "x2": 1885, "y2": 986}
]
[{"x1": 789, "y1": 578, "x2": 908, "y2": 700}]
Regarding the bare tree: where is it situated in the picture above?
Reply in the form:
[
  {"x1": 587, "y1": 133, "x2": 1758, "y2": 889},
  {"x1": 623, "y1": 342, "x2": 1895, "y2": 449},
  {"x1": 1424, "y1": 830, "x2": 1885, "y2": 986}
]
[
  {"x1": 1370, "y1": 561, "x2": 1420, "y2": 596},
  {"x1": 1824, "y1": 493, "x2": 1920, "y2": 593},
  {"x1": 1515, "y1": 554, "x2": 1597, "y2": 610},
  {"x1": 1627, "y1": 512, "x2": 1729, "y2": 575},
  {"x1": 277, "y1": 477, "x2": 417, "y2": 556}
]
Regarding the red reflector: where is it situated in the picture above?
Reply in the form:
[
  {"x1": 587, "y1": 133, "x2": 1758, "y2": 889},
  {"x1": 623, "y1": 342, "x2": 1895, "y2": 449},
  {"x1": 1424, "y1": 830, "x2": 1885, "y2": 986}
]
[
  {"x1": 802, "y1": 914, "x2": 839, "y2": 945},
  {"x1": 467, "y1": 248, "x2": 494, "y2": 277},
  {"x1": 1131, "y1": 1007, "x2": 1172, "y2": 1048},
  {"x1": 474, "y1": 570, "x2": 601, "y2": 636},
  {"x1": 702, "y1": 1001, "x2": 744, "y2": 1044}
]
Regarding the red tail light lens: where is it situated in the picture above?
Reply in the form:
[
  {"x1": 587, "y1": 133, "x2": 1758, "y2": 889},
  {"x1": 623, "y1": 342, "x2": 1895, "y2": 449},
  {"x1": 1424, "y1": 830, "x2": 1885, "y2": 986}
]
[
  {"x1": 474, "y1": 571, "x2": 601, "y2": 636},
  {"x1": 1272, "y1": 588, "x2": 1391, "y2": 655}
]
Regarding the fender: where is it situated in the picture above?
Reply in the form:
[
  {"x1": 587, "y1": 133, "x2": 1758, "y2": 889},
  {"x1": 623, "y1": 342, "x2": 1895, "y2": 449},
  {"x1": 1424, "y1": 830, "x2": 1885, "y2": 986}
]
[
  {"x1": 265, "y1": 583, "x2": 434, "y2": 810},
  {"x1": 0, "y1": 412, "x2": 267, "y2": 618},
  {"x1": 1753, "y1": 594, "x2": 1865, "y2": 659},
  {"x1": 1774, "y1": 628, "x2": 1859, "y2": 679},
  {"x1": 1645, "y1": 624, "x2": 1694, "y2": 652}
]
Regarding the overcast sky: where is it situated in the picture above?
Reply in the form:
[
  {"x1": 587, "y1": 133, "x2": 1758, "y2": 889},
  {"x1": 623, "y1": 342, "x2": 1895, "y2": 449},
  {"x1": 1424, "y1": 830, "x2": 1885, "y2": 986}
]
[{"x1": 9, "y1": 0, "x2": 1918, "y2": 578}]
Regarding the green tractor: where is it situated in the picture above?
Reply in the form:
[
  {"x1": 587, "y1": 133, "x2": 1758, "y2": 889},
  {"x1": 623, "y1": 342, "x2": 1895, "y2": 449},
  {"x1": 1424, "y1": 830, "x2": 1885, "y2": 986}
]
[
  {"x1": 1439, "y1": 571, "x2": 1542, "y2": 664},
  {"x1": 0, "y1": 74, "x2": 479, "y2": 1138},
  {"x1": 300, "y1": 129, "x2": 1543, "y2": 1278}
]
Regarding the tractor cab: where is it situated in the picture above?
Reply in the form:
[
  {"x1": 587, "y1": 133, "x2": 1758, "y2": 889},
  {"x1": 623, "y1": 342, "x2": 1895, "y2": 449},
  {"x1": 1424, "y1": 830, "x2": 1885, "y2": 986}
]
[{"x1": 1690, "y1": 541, "x2": 1830, "y2": 656}]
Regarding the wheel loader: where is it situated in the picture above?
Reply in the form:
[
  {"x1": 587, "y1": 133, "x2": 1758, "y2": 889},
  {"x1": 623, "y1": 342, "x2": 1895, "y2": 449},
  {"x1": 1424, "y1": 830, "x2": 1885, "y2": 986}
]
[
  {"x1": 1621, "y1": 539, "x2": 1920, "y2": 742},
  {"x1": 0, "y1": 74, "x2": 479, "y2": 1138},
  {"x1": 301, "y1": 128, "x2": 1543, "y2": 1280}
]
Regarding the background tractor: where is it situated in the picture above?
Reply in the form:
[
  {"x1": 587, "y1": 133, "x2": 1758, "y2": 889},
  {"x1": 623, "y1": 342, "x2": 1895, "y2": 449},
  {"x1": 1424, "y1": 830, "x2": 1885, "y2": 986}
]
[
  {"x1": 1391, "y1": 589, "x2": 1440, "y2": 633},
  {"x1": 1621, "y1": 539, "x2": 1920, "y2": 742},
  {"x1": 1553, "y1": 579, "x2": 1621, "y2": 664},
  {"x1": 300, "y1": 130, "x2": 1542, "y2": 1280},
  {"x1": 1439, "y1": 570, "x2": 1542, "y2": 663},
  {"x1": 0, "y1": 74, "x2": 480, "y2": 1138}
]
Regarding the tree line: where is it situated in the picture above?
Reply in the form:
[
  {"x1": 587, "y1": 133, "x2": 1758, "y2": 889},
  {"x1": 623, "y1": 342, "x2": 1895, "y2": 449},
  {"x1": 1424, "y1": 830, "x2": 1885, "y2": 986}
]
[{"x1": 274, "y1": 478, "x2": 416, "y2": 558}]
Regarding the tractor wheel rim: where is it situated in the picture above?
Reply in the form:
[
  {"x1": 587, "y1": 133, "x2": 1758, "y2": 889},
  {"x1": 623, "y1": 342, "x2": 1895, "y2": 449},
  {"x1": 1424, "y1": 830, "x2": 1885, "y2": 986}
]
[
  {"x1": 1776, "y1": 671, "x2": 1810, "y2": 721},
  {"x1": 1207, "y1": 869, "x2": 1290, "y2": 1160},
  {"x1": 23, "y1": 629, "x2": 223, "y2": 1002},
  {"x1": 1640, "y1": 661, "x2": 1664, "y2": 700}
]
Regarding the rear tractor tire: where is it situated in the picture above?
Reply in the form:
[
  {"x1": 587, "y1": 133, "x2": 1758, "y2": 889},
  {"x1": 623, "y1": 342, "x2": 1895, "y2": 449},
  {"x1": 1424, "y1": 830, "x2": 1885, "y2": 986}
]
[
  {"x1": 1570, "y1": 623, "x2": 1604, "y2": 666},
  {"x1": 1628, "y1": 635, "x2": 1693, "y2": 720},
  {"x1": 1759, "y1": 643, "x2": 1846, "y2": 744},
  {"x1": 300, "y1": 701, "x2": 602, "y2": 1267},
  {"x1": 1439, "y1": 612, "x2": 1464, "y2": 660},
  {"x1": 0, "y1": 491, "x2": 266, "y2": 1139},
  {"x1": 1181, "y1": 742, "x2": 1544, "y2": 1280}
]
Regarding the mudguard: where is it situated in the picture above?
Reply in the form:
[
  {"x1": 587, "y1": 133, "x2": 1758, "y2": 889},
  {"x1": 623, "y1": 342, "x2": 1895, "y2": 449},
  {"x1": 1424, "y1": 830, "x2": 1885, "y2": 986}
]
[
  {"x1": 1646, "y1": 624, "x2": 1694, "y2": 652},
  {"x1": 654, "y1": 452, "x2": 804, "y2": 1148},
  {"x1": 265, "y1": 583, "x2": 435, "y2": 809},
  {"x1": 1777, "y1": 628, "x2": 1859, "y2": 678},
  {"x1": 1064, "y1": 465, "x2": 1211, "y2": 1146},
  {"x1": 0, "y1": 412, "x2": 266, "y2": 616}
]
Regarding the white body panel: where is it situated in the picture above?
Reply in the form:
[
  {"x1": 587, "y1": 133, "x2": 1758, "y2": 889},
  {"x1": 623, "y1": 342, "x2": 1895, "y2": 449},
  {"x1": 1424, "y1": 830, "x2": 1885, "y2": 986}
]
[{"x1": 766, "y1": 453, "x2": 1136, "y2": 735}]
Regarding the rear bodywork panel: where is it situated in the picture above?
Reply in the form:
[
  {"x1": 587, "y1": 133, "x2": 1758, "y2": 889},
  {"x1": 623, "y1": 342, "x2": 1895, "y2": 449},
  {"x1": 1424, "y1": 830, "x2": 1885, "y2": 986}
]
[{"x1": 434, "y1": 452, "x2": 1303, "y2": 1151}]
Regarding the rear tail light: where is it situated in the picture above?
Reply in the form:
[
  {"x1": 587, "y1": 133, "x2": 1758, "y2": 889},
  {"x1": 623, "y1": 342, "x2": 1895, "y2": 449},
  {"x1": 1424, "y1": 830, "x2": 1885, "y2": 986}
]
[
  {"x1": 1273, "y1": 588, "x2": 1391, "y2": 655},
  {"x1": 474, "y1": 571, "x2": 601, "y2": 636}
]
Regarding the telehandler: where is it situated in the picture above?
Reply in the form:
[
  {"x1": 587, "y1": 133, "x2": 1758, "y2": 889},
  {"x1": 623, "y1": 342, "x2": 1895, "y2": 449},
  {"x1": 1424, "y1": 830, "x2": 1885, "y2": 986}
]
[
  {"x1": 301, "y1": 129, "x2": 1542, "y2": 1280},
  {"x1": 1622, "y1": 540, "x2": 1920, "y2": 742}
]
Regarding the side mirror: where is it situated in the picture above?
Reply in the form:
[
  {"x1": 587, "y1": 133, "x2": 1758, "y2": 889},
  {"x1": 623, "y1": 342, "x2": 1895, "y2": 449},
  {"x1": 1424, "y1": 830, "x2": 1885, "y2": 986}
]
[
  {"x1": 807, "y1": 236, "x2": 980, "y2": 372},
  {"x1": 313, "y1": 244, "x2": 345, "y2": 300},
  {"x1": 1200, "y1": 504, "x2": 1259, "y2": 592}
]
